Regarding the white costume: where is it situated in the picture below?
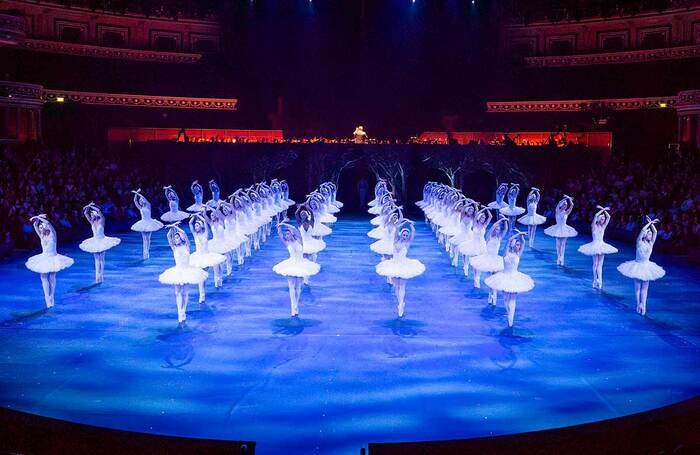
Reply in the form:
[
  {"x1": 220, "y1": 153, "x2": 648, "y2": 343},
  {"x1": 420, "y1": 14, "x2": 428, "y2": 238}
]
[
  {"x1": 161, "y1": 186, "x2": 190, "y2": 222},
  {"x1": 130, "y1": 190, "x2": 163, "y2": 260},
  {"x1": 470, "y1": 217, "x2": 508, "y2": 304},
  {"x1": 79, "y1": 203, "x2": 121, "y2": 283},
  {"x1": 517, "y1": 187, "x2": 546, "y2": 248},
  {"x1": 189, "y1": 213, "x2": 226, "y2": 302},
  {"x1": 187, "y1": 180, "x2": 205, "y2": 212},
  {"x1": 273, "y1": 223, "x2": 321, "y2": 316},
  {"x1": 544, "y1": 195, "x2": 577, "y2": 266},
  {"x1": 578, "y1": 207, "x2": 618, "y2": 289}
]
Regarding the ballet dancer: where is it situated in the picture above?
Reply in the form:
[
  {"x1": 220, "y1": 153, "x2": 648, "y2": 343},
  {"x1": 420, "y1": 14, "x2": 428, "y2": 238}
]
[
  {"x1": 470, "y1": 215, "x2": 509, "y2": 304},
  {"x1": 188, "y1": 213, "x2": 226, "y2": 302},
  {"x1": 487, "y1": 183, "x2": 509, "y2": 209},
  {"x1": 544, "y1": 195, "x2": 577, "y2": 266},
  {"x1": 130, "y1": 189, "x2": 163, "y2": 260},
  {"x1": 158, "y1": 223, "x2": 208, "y2": 325},
  {"x1": 458, "y1": 206, "x2": 492, "y2": 277},
  {"x1": 376, "y1": 220, "x2": 425, "y2": 318},
  {"x1": 273, "y1": 222, "x2": 321, "y2": 317},
  {"x1": 219, "y1": 200, "x2": 246, "y2": 270},
  {"x1": 187, "y1": 180, "x2": 205, "y2": 212},
  {"x1": 617, "y1": 217, "x2": 666, "y2": 315},
  {"x1": 448, "y1": 200, "x2": 477, "y2": 267},
  {"x1": 25, "y1": 215, "x2": 74, "y2": 308},
  {"x1": 207, "y1": 179, "x2": 222, "y2": 208},
  {"x1": 500, "y1": 183, "x2": 525, "y2": 236},
  {"x1": 161, "y1": 185, "x2": 190, "y2": 222},
  {"x1": 517, "y1": 187, "x2": 546, "y2": 248},
  {"x1": 295, "y1": 204, "x2": 326, "y2": 284},
  {"x1": 578, "y1": 206, "x2": 618, "y2": 289},
  {"x1": 79, "y1": 203, "x2": 121, "y2": 284},
  {"x1": 484, "y1": 230, "x2": 535, "y2": 329},
  {"x1": 280, "y1": 180, "x2": 295, "y2": 207}
]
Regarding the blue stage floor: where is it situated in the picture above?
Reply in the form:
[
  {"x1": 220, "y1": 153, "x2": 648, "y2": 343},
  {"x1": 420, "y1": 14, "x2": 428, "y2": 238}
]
[{"x1": 1, "y1": 217, "x2": 700, "y2": 454}]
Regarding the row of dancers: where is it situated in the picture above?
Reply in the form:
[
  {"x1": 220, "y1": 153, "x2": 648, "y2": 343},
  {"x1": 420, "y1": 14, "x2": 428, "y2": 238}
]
[
  {"x1": 24, "y1": 179, "x2": 299, "y2": 320},
  {"x1": 367, "y1": 180, "x2": 426, "y2": 317},
  {"x1": 416, "y1": 181, "x2": 666, "y2": 319}
]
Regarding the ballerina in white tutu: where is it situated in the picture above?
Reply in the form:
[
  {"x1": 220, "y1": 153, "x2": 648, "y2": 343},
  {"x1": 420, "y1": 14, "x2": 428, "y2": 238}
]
[
  {"x1": 207, "y1": 179, "x2": 222, "y2": 208},
  {"x1": 470, "y1": 215, "x2": 509, "y2": 304},
  {"x1": 295, "y1": 204, "x2": 326, "y2": 285},
  {"x1": 79, "y1": 203, "x2": 121, "y2": 284},
  {"x1": 280, "y1": 180, "x2": 295, "y2": 207},
  {"x1": 449, "y1": 200, "x2": 477, "y2": 267},
  {"x1": 487, "y1": 183, "x2": 509, "y2": 209},
  {"x1": 376, "y1": 220, "x2": 425, "y2": 318},
  {"x1": 161, "y1": 186, "x2": 189, "y2": 222},
  {"x1": 130, "y1": 189, "x2": 163, "y2": 260},
  {"x1": 458, "y1": 206, "x2": 492, "y2": 277},
  {"x1": 25, "y1": 215, "x2": 74, "y2": 308},
  {"x1": 484, "y1": 230, "x2": 534, "y2": 328},
  {"x1": 187, "y1": 180, "x2": 205, "y2": 212},
  {"x1": 517, "y1": 187, "x2": 546, "y2": 248},
  {"x1": 617, "y1": 217, "x2": 666, "y2": 315},
  {"x1": 188, "y1": 213, "x2": 226, "y2": 302},
  {"x1": 500, "y1": 183, "x2": 525, "y2": 235},
  {"x1": 578, "y1": 206, "x2": 618, "y2": 289},
  {"x1": 159, "y1": 223, "x2": 208, "y2": 325},
  {"x1": 544, "y1": 195, "x2": 577, "y2": 266},
  {"x1": 273, "y1": 222, "x2": 321, "y2": 317}
]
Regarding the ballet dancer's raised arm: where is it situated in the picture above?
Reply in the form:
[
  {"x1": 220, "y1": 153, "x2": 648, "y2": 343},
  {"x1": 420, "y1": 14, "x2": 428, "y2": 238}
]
[
  {"x1": 563, "y1": 195, "x2": 575, "y2": 215},
  {"x1": 488, "y1": 216, "x2": 509, "y2": 240},
  {"x1": 508, "y1": 230, "x2": 527, "y2": 257}
]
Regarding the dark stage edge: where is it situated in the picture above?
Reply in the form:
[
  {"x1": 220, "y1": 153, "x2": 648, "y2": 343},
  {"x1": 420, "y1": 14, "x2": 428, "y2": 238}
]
[{"x1": 1, "y1": 216, "x2": 700, "y2": 454}]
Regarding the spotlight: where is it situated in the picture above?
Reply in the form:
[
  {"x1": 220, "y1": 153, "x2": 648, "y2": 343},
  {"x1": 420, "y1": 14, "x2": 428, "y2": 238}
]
[{"x1": 56, "y1": 96, "x2": 65, "y2": 103}]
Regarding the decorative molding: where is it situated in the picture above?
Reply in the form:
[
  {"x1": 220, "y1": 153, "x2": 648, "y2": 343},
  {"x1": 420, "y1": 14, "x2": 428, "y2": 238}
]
[
  {"x1": 524, "y1": 44, "x2": 700, "y2": 67},
  {"x1": 487, "y1": 96, "x2": 678, "y2": 113},
  {"x1": 0, "y1": 13, "x2": 27, "y2": 46},
  {"x1": 0, "y1": 81, "x2": 44, "y2": 108},
  {"x1": 22, "y1": 38, "x2": 202, "y2": 63},
  {"x1": 42, "y1": 89, "x2": 237, "y2": 110},
  {"x1": 676, "y1": 90, "x2": 700, "y2": 113}
]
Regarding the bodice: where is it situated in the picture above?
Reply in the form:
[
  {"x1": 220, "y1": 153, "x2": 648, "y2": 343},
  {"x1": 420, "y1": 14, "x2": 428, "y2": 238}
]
[
  {"x1": 503, "y1": 251, "x2": 520, "y2": 273},
  {"x1": 591, "y1": 223, "x2": 605, "y2": 242},
  {"x1": 393, "y1": 244, "x2": 408, "y2": 259},
  {"x1": 193, "y1": 230, "x2": 208, "y2": 253},
  {"x1": 555, "y1": 209, "x2": 568, "y2": 225},
  {"x1": 473, "y1": 224, "x2": 486, "y2": 239},
  {"x1": 40, "y1": 233, "x2": 57, "y2": 256},
  {"x1": 287, "y1": 242, "x2": 304, "y2": 260},
  {"x1": 211, "y1": 222, "x2": 226, "y2": 240},
  {"x1": 193, "y1": 193, "x2": 203, "y2": 205},
  {"x1": 168, "y1": 200, "x2": 179, "y2": 212},
  {"x1": 636, "y1": 240, "x2": 653, "y2": 262},
  {"x1": 300, "y1": 225, "x2": 314, "y2": 243},
  {"x1": 173, "y1": 244, "x2": 191, "y2": 267},
  {"x1": 139, "y1": 204, "x2": 152, "y2": 221},
  {"x1": 485, "y1": 236, "x2": 501, "y2": 255},
  {"x1": 91, "y1": 220, "x2": 105, "y2": 239},
  {"x1": 527, "y1": 201, "x2": 538, "y2": 215}
]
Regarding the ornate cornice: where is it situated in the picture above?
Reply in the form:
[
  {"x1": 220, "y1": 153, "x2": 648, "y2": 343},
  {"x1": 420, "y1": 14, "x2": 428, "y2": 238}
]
[
  {"x1": 0, "y1": 13, "x2": 26, "y2": 46},
  {"x1": 525, "y1": 45, "x2": 700, "y2": 68},
  {"x1": 676, "y1": 90, "x2": 700, "y2": 113},
  {"x1": 42, "y1": 89, "x2": 237, "y2": 110},
  {"x1": 487, "y1": 96, "x2": 679, "y2": 113},
  {"x1": 22, "y1": 39, "x2": 202, "y2": 63},
  {"x1": 0, "y1": 80, "x2": 43, "y2": 108}
]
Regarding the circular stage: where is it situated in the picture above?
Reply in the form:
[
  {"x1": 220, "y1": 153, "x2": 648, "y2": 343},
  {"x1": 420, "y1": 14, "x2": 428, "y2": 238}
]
[{"x1": 1, "y1": 218, "x2": 699, "y2": 454}]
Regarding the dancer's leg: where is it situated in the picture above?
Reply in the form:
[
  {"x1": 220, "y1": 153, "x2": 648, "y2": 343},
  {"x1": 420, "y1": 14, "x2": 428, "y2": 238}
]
[
  {"x1": 396, "y1": 278, "x2": 406, "y2": 317},
  {"x1": 213, "y1": 264, "x2": 222, "y2": 288},
  {"x1": 560, "y1": 238, "x2": 567, "y2": 265},
  {"x1": 634, "y1": 280, "x2": 642, "y2": 313},
  {"x1": 175, "y1": 285, "x2": 188, "y2": 323},
  {"x1": 294, "y1": 277, "x2": 303, "y2": 316},
  {"x1": 463, "y1": 255, "x2": 470, "y2": 277},
  {"x1": 528, "y1": 225, "x2": 536, "y2": 248},
  {"x1": 505, "y1": 293, "x2": 517, "y2": 327},
  {"x1": 95, "y1": 252, "x2": 105, "y2": 283},
  {"x1": 487, "y1": 273, "x2": 497, "y2": 305},
  {"x1": 286, "y1": 277, "x2": 296, "y2": 315},
  {"x1": 597, "y1": 255, "x2": 605, "y2": 289},
  {"x1": 198, "y1": 280, "x2": 206, "y2": 304},
  {"x1": 591, "y1": 255, "x2": 599, "y2": 288},
  {"x1": 473, "y1": 268, "x2": 481, "y2": 288},
  {"x1": 40, "y1": 273, "x2": 53, "y2": 308},
  {"x1": 236, "y1": 246, "x2": 244, "y2": 265},
  {"x1": 142, "y1": 232, "x2": 152, "y2": 260},
  {"x1": 640, "y1": 281, "x2": 650, "y2": 315},
  {"x1": 48, "y1": 272, "x2": 56, "y2": 307},
  {"x1": 225, "y1": 252, "x2": 233, "y2": 276}
]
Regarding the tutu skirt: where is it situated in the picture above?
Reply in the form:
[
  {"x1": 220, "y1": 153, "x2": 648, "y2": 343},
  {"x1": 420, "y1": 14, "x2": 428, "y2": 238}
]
[
  {"x1": 544, "y1": 224, "x2": 578, "y2": 238},
  {"x1": 376, "y1": 257, "x2": 425, "y2": 279},
  {"x1": 470, "y1": 253, "x2": 504, "y2": 273},
  {"x1": 131, "y1": 218, "x2": 164, "y2": 232},
  {"x1": 500, "y1": 206, "x2": 526, "y2": 217},
  {"x1": 161, "y1": 211, "x2": 190, "y2": 222},
  {"x1": 208, "y1": 238, "x2": 237, "y2": 254},
  {"x1": 370, "y1": 215, "x2": 383, "y2": 226},
  {"x1": 458, "y1": 238, "x2": 487, "y2": 257},
  {"x1": 368, "y1": 206, "x2": 381, "y2": 215},
  {"x1": 370, "y1": 238, "x2": 394, "y2": 255},
  {"x1": 368, "y1": 225, "x2": 386, "y2": 240},
  {"x1": 189, "y1": 251, "x2": 226, "y2": 269},
  {"x1": 273, "y1": 258, "x2": 321, "y2": 277},
  {"x1": 302, "y1": 237, "x2": 326, "y2": 255},
  {"x1": 484, "y1": 270, "x2": 534, "y2": 293},
  {"x1": 26, "y1": 253, "x2": 74, "y2": 274},
  {"x1": 617, "y1": 260, "x2": 666, "y2": 281},
  {"x1": 311, "y1": 224, "x2": 332, "y2": 237},
  {"x1": 518, "y1": 213, "x2": 547, "y2": 226},
  {"x1": 159, "y1": 266, "x2": 208, "y2": 285},
  {"x1": 79, "y1": 236, "x2": 121, "y2": 253},
  {"x1": 487, "y1": 201, "x2": 506, "y2": 209},
  {"x1": 439, "y1": 224, "x2": 461, "y2": 236},
  {"x1": 187, "y1": 203, "x2": 205, "y2": 212},
  {"x1": 578, "y1": 241, "x2": 618, "y2": 256},
  {"x1": 449, "y1": 230, "x2": 471, "y2": 246}
]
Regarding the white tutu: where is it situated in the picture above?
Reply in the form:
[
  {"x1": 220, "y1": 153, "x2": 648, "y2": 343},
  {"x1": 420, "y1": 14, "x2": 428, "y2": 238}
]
[
  {"x1": 439, "y1": 224, "x2": 461, "y2": 236},
  {"x1": 578, "y1": 241, "x2": 618, "y2": 256},
  {"x1": 187, "y1": 202, "x2": 205, "y2": 212},
  {"x1": 320, "y1": 213, "x2": 337, "y2": 224},
  {"x1": 469, "y1": 254, "x2": 504, "y2": 273},
  {"x1": 328, "y1": 205, "x2": 340, "y2": 214},
  {"x1": 159, "y1": 265, "x2": 208, "y2": 285},
  {"x1": 273, "y1": 258, "x2": 321, "y2": 277},
  {"x1": 518, "y1": 214, "x2": 547, "y2": 226},
  {"x1": 311, "y1": 223, "x2": 332, "y2": 237},
  {"x1": 500, "y1": 206, "x2": 525, "y2": 217},
  {"x1": 302, "y1": 237, "x2": 326, "y2": 255},
  {"x1": 131, "y1": 218, "x2": 164, "y2": 232},
  {"x1": 617, "y1": 260, "x2": 666, "y2": 281},
  {"x1": 26, "y1": 253, "x2": 74, "y2": 274},
  {"x1": 487, "y1": 201, "x2": 506, "y2": 209},
  {"x1": 160, "y1": 211, "x2": 190, "y2": 222},
  {"x1": 376, "y1": 257, "x2": 425, "y2": 279},
  {"x1": 208, "y1": 238, "x2": 237, "y2": 254},
  {"x1": 544, "y1": 224, "x2": 578, "y2": 238},
  {"x1": 370, "y1": 215, "x2": 383, "y2": 226},
  {"x1": 449, "y1": 230, "x2": 471, "y2": 246},
  {"x1": 79, "y1": 236, "x2": 121, "y2": 253},
  {"x1": 484, "y1": 270, "x2": 534, "y2": 293},
  {"x1": 458, "y1": 238, "x2": 487, "y2": 257},
  {"x1": 368, "y1": 205, "x2": 381, "y2": 215},
  {"x1": 189, "y1": 251, "x2": 226, "y2": 269},
  {"x1": 370, "y1": 238, "x2": 394, "y2": 256},
  {"x1": 368, "y1": 225, "x2": 387, "y2": 239}
]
